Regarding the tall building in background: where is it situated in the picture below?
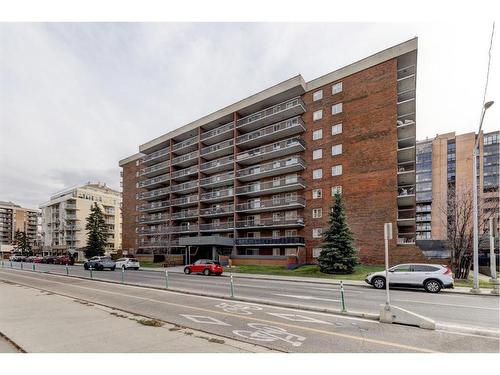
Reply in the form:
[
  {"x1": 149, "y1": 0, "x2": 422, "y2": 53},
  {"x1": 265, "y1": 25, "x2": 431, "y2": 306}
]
[
  {"x1": 415, "y1": 130, "x2": 499, "y2": 254},
  {"x1": 0, "y1": 201, "x2": 39, "y2": 247},
  {"x1": 120, "y1": 38, "x2": 425, "y2": 265},
  {"x1": 40, "y1": 182, "x2": 122, "y2": 257}
]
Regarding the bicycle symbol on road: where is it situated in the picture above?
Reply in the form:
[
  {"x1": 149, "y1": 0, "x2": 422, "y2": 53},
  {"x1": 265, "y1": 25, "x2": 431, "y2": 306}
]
[
  {"x1": 232, "y1": 323, "x2": 306, "y2": 347},
  {"x1": 215, "y1": 302, "x2": 263, "y2": 315}
]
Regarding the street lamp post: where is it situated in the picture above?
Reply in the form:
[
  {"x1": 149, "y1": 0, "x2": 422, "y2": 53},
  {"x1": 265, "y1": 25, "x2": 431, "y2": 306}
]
[{"x1": 471, "y1": 100, "x2": 494, "y2": 293}]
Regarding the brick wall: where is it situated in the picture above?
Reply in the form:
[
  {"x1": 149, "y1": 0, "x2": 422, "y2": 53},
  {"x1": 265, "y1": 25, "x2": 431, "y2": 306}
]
[{"x1": 121, "y1": 158, "x2": 142, "y2": 254}]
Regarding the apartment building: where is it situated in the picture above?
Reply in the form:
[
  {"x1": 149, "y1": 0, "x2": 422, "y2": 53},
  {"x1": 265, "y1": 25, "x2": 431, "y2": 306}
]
[
  {"x1": 0, "y1": 201, "x2": 39, "y2": 247},
  {"x1": 415, "y1": 130, "x2": 500, "y2": 247},
  {"x1": 40, "y1": 182, "x2": 122, "y2": 256},
  {"x1": 120, "y1": 38, "x2": 426, "y2": 265}
]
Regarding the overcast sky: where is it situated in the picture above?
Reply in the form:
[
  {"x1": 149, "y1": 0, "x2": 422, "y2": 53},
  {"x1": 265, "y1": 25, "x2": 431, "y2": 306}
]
[{"x1": 0, "y1": 22, "x2": 498, "y2": 209}]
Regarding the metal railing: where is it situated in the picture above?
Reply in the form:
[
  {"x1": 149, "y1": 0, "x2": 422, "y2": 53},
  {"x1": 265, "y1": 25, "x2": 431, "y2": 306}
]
[
  {"x1": 235, "y1": 236, "x2": 305, "y2": 246},
  {"x1": 170, "y1": 195, "x2": 199, "y2": 206},
  {"x1": 200, "y1": 155, "x2": 234, "y2": 171},
  {"x1": 398, "y1": 185, "x2": 415, "y2": 196},
  {"x1": 200, "y1": 122, "x2": 234, "y2": 141},
  {"x1": 170, "y1": 180, "x2": 199, "y2": 193},
  {"x1": 138, "y1": 213, "x2": 170, "y2": 223},
  {"x1": 236, "y1": 196, "x2": 305, "y2": 211},
  {"x1": 172, "y1": 135, "x2": 199, "y2": 152},
  {"x1": 138, "y1": 174, "x2": 170, "y2": 188},
  {"x1": 236, "y1": 138, "x2": 305, "y2": 162},
  {"x1": 200, "y1": 172, "x2": 235, "y2": 186},
  {"x1": 236, "y1": 97, "x2": 305, "y2": 128},
  {"x1": 199, "y1": 222, "x2": 234, "y2": 231},
  {"x1": 139, "y1": 160, "x2": 171, "y2": 176},
  {"x1": 236, "y1": 176, "x2": 305, "y2": 195},
  {"x1": 141, "y1": 148, "x2": 170, "y2": 164},
  {"x1": 138, "y1": 201, "x2": 170, "y2": 212},
  {"x1": 137, "y1": 187, "x2": 170, "y2": 200},
  {"x1": 171, "y1": 209, "x2": 199, "y2": 220},
  {"x1": 171, "y1": 166, "x2": 198, "y2": 179},
  {"x1": 236, "y1": 156, "x2": 305, "y2": 178},
  {"x1": 170, "y1": 225, "x2": 199, "y2": 233},
  {"x1": 171, "y1": 150, "x2": 199, "y2": 165},
  {"x1": 235, "y1": 217, "x2": 305, "y2": 228},
  {"x1": 199, "y1": 204, "x2": 234, "y2": 216},
  {"x1": 200, "y1": 139, "x2": 234, "y2": 156},
  {"x1": 236, "y1": 117, "x2": 305, "y2": 145},
  {"x1": 200, "y1": 188, "x2": 234, "y2": 201}
]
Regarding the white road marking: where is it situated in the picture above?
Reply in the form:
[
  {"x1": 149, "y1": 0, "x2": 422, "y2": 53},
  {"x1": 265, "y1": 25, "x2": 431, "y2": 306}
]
[
  {"x1": 267, "y1": 313, "x2": 332, "y2": 325},
  {"x1": 180, "y1": 314, "x2": 231, "y2": 326},
  {"x1": 273, "y1": 293, "x2": 340, "y2": 302},
  {"x1": 215, "y1": 302, "x2": 263, "y2": 315},
  {"x1": 233, "y1": 323, "x2": 306, "y2": 347},
  {"x1": 394, "y1": 299, "x2": 500, "y2": 311}
]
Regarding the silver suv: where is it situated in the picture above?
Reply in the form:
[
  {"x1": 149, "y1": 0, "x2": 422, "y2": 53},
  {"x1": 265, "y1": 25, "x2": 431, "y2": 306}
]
[
  {"x1": 83, "y1": 256, "x2": 116, "y2": 271},
  {"x1": 365, "y1": 264, "x2": 454, "y2": 293}
]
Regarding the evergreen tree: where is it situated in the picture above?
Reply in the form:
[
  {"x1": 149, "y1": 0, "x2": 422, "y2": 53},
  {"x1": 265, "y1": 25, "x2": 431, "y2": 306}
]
[
  {"x1": 13, "y1": 230, "x2": 32, "y2": 256},
  {"x1": 318, "y1": 193, "x2": 359, "y2": 274},
  {"x1": 85, "y1": 203, "x2": 107, "y2": 259}
]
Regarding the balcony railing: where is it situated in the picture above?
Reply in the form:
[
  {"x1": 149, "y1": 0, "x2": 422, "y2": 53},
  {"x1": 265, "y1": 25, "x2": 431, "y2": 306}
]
[
  {"x1": 398, "y1": 185, "x2": 415, "y2": 196},
  {"x1": 236, "y1": 176, "x2": 305, "y2": 196},
  {"x1": 398, "y1": 210, "x2": 416, "y2": 220},
  {"x1": 65, "y1": 215, "x2": 77, "y2": 220},
  {"x1": 171, "y1": 209, "x2": 199, "y2": 220},
  {"x1": 141, "y1": 147, "x2": 170, "y2": 165},
  {"x1": 200, "y1": 172, "x2": 234, "y2": 187},
  {"x1": 138, "y1": 240, "x2": 170, "y2": 248},
  {"x1": 138, "y1": 213, "x2": 170, "y2": 223},
  {"x1": 235, "y1": 236, "x2": 305, "y2": 246},
  {"x1": 199, "y1": 222, "x2": 234, "y2": 231},
  {"x1": 236, "y1": 117, "x2": 305, "y2": 147},
  {"x1": 139, "y1": 160, "x2": 171, "y2": 177},
  {"x1": 170, "y1": 225, "x2": 199, "y2": 233},
  {"x1": 171, "y1": 150, "x2": 199, "y2": 166},
  {"x1": 137, "y1": 187, "x2": 170, "y2": 201},
  {"x1": 236, "y1": 97, "x2": 306, "y2": 131},
  {"x1": 236, "y1": 217, "x2": 304, "y2": 229},
  {"x1": 171, "y1": 166, "x2": 199, "y2": 180},
  {"x1": 170, "y1": 194, "x2": 199, "y2": 206},
  {"x1": 138, "y1": 201, "x2": 170, "y2": 212},
  {"x1": 200, "y1": 139, "x2": 234, "y2": 158},
  {"x1": 397, "y1": 233, "x2": 416, "y2": 245},
  {"x1": 236, "y1": 137, "x2": 305, "y2": 164},
  {"x1": 170, "y1": 180, "x2": 199, "y2": 193},
  {"x1": 138, "y1": 173, "x2": 170, "y2": 189},
  {"x1": 236, "y1": 156, "x2": 305, "y2": 180},
  {"x1": 200, "y1": 122, "x2": 234, "y2": 143},
  {"x1": 200, "y1": 188, "x2": 234, "y2": 201},
  {"x1": 172, "y1": 135, "x2": 199, "y2": 152},
  {"x1": 236, "y1": 196, "x2": 305, "y2": 212},
  {"x1": 138, "y1": 226, "x2": 170, "y2": 235},
  {"x1": 199, "y1": 204, "x2": 234, "y2": 216},
  {"x1": 416, "y1": 215, "x2": 432, "y2": 222},
  {"x1": 65, "y1": 204, "x2": 77, "y2": 210}
]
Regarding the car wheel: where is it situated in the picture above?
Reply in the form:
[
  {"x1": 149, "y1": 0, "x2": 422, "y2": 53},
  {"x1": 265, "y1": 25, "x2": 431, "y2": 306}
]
[
  {"x1": 84, "y1": 264, "x2": 89, "y2": 270},
  {"x1": 97, "y1": 265, "x2": 104, "y2": 271},
  {"x1": 424, "y1": 279, "x2": 442, "y2": 293},
  {"x1": 372, "y1": 277, "x2": 386, "y2": 289},
  {"x1": 122, "y1": 265, "x2": 126, "y2": 270},
  {"x1": 111, "y1": 267, "x2": 116, "y2": 271},
  {"x1": 203, "y1": 268, "x2": 211, "y2": 276},
  {"x1": 184, "y1": 267, "x2": 191, "y2": 275}
]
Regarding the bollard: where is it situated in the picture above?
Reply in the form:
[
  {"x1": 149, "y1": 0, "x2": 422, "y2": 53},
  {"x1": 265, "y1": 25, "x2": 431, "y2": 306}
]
[
  {"x1": 10, "y1": 261, "x2": 12, "y2": 268},
  {"x1": 1, "y1": 260, "x2": 4, "y2": 268},
  {"x1": 165, "y1": 270, "x2": 169, "y2": 289},
  {"x1": 340, "y1": 281, "x2": 347, "y2": 313},
  {"x1": 66, "y1": 263, "x2": 69, "y2": 276},
  {"x1": 32, "y1": 263, "x2": 35, "y2": 271},
  {"x1": 230, "y1": 273, "x2": 235, "y2": 298},
  {"x1": 121, "y1": 267, "x2": 125, "y2": 284},
  {"x1": 20, "y1": 261, "x2": 23, "y2": 270},
  {"x1": 89, "y1": 266, "x2": 93, "y2": 279}
]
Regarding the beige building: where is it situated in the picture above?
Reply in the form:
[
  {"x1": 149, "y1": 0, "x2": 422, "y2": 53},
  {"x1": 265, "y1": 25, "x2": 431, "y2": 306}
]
[
  {"x1": 0, "y1": 201, "x2": 39, "y2": 248},
  {"x1": 40, "y1": 182, "x2": 122, "y2": 256}
]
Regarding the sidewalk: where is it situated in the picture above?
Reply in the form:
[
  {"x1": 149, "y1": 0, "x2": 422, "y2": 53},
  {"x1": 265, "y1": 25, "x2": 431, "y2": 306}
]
[
  {"x1": 144, "y1": 266, "x2": 496, "y2": 296},
  {"x1": 0, "y1": 281, "x2": 274, "y2": 353}
]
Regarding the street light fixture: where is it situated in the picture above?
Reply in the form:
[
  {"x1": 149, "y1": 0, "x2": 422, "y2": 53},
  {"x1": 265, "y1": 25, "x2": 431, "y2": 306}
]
[{"x1": 471, "y1": 100, "x2": 494, "y2": 293}]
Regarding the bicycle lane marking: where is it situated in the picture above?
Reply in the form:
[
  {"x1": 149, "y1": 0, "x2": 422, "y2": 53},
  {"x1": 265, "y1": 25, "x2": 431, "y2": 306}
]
[{"x1": 0, "y1": 269, "x2": 436, "y2": 353}]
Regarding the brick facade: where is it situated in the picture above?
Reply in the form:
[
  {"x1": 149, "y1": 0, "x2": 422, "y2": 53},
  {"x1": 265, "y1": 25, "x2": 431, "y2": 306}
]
[{"x1": 121, "y1": 158, "x2": 142, "y2": 252}]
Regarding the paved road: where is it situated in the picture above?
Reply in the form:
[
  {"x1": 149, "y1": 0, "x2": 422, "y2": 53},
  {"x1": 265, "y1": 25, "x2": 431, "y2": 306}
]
[
  {"x1": 1, "y1": 262, "x2": 499, "y2": 332},
  {"x1": 0, "y1": 267, "x2": 498, "y2": 353}
]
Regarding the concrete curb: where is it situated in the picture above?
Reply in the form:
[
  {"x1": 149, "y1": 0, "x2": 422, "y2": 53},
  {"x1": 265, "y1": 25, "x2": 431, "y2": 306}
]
[
  {"x1": 380, "y1": 304, "x2": 436, "y2": 330},
  {"x1": 0, "y1": 330, "x2": 26, "y2": 353},
  {"x1": 436, "y1": 323, "x2": 500, "y2": 339}
]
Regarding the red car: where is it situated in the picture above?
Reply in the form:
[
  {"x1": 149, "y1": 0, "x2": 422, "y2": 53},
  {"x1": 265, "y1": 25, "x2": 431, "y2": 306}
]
[
  {"x1": 184, "y1": 259, "x2": 223, "y2": 276},
  {"x1": 53, "y1": 255, "x2": 75, "y2": 265},
  {"x1": 33, "y1": 256, "x2": 44, "y2": 263}
]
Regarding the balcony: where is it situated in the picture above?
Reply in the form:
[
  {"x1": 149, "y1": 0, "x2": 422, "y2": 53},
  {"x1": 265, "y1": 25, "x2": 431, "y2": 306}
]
[
  {"x1": 236, "y1": 196, "x2": 305, "y2": 213},
  {"x1": 65, "y1": 204, "x2": 77, "y2": 210},
  {"x1": 416, "y1": 214, "x2": 432, "y2": 222},
  {"x1": 138, "y1": 213, "x2": 170, "y2": 224},
  {"x1": 397, "y1": 140, "x2": 415, "y2": 164},
  {"x1": 397, "y1": 232, "x2": 416, "y2": 245},
  {"x1": 170, "y1": 194, "x2": 199, "y2": 207},
  {"x1": 138, "y1": 173, "x2": 170, "y2": 189},
  {"x1": 200, "y1": 139, "x2": 234, "y2": 160},
  {"x1": 171, "y1": 166, "x2": 199, "y2": 182},
  {"x1": 235, "y1": 236, "x2": 305, "y2": 246},
  {"x1": 64, "y1": 225, "x2": 81, "y2": 231},
  {"x1": 200, "y1": 187, "x2": 234, "y2": 203},
  {"x1": 397, "y1": 162, "x2": 416, "y2": 185},
  {"x1": 200, "y1": 172, "x2": 234, "y2": 188},
  {"x1": 199, "y1": 222, "x2": 234, "y2": 232},
  {"x1": 200, "y1": 122, "x2": 234, "y2": 145},
  {"x1": 139, "y1": 160, "x2": 171, "y2": 178},
  {"x1": 137, "y1": 187, "x2": 170, "y2": 201},
  {"x1": 236, "y1": 97, "x2": 306, "y2": 132},
  {"x1": 236, "y1": 176, "x2": 306, "y2": 197},
  {"x1": 397, "y1": 208, "x2": 416, "y2": 227},
  {"x1": 141, "y1": 147, "x2": 170, "y2": 166},
  {"x1": 138, "y1": 200, "x2": 170, "y2": 213},
  {"x1": 236, "y1": 117, "x2": 305, "y2": 149},
  {"x1": 397, "y1": 185, "x2": 416, "y2": 206},
  {"x1": 171, "y1": 150, "x2": 199, "y2": 168},
  {"x1": 236, "y1": 156, "x2": 305, "y2": 182},
  {"x1": 171, "y1": 209, "x2": 199, "y2": 220},
  {"x1": 200, "y1": 204, "x2": 234, "y2": 217},
  {"x1": 171, "y1": 180, "x2": 199, "y2": 195},
  {"x1": 200, "y1": 155, "x2": 234, "y2": 175},
  {"x1": 170, "y1": 225, "x2": 199, "y2": 234},
  {"x1": 138, "y1": 240, "x2": 170, "y2": 248},
  {"x1": 172, "y1": 135, "x2": 199, "y2": 155},
  {"x1": 236, "y1": 137, "x2": 305, "y2": 166},
  {"x1": 236, "y1": 217, "x2": 305, "y2": 230},
  {"x1": 138, "y1": 226, "x2": 170, "y2": 236},
  {"x1": 65, "y1": 215, "x2": 77, "y2": 220}
]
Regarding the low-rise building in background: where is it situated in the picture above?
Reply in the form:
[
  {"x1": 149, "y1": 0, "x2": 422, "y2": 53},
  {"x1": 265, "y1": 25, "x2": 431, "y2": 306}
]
[{"x1": 0, "y1": 201, "x2": 39, "y2": 256}]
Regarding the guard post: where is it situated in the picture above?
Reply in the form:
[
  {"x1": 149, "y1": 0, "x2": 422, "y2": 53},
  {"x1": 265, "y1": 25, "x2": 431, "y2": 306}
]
[
  {"x1": 380, "y1": 223, "x2": 393, "y2": 323},
  {"x1": 489, "y1": 217, "x2": 499, "y2": 295}
]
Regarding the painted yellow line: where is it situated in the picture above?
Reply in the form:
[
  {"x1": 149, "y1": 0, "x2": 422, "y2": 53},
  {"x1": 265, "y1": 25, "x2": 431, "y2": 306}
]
[{"x1": 0, "y1": 269, "x2": 437, "y2": 352}]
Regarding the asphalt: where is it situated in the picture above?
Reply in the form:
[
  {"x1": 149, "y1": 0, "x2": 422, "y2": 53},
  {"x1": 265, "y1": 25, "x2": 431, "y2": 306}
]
[
  {"x1": 0, "y1": 268, "x2": 499, "y2": 353},
  {"x1": 3, "y1": 262, "x2": 499, "y2": 332}
]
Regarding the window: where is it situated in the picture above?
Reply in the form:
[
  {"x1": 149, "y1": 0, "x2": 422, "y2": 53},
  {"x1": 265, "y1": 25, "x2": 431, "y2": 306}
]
[
  {"x1": 312, "y1": 189, "x2": 322, "y2": 199},
  {"x1": 313, "y1": 169, "x2": 323, "y2": 179},
  {"x1": 331, "y1": 144, "x2": 342, "y2": 156},
  {"x1": 285, "y1": 210, "x2": 297, "y2": 220},
  {"x1": 312, "y1": 208, "x2": 322, "y2": 219},
  {"x1": 313, "y1": 247, "x2": 322, "y2": 258},
  {"x1": 313, "y1": 149, "x2": 323, "y2": 160},
  {"x1": 332, "y1": 103, "x2": 343, "y2": 115},
  {"x1": 313, "y1": 228, "x2": 323, "y2": 238},
  {"x1": 332, "y1": 123, "x2": 342, "y2": 135},
  {"x1": 285, "y1": 248, "x2": 297, "y2": 255},
  {"x1": 285, "y1": 230, "x2": 297, "y2": 237},
  {"x1": 272, "y1": 230, "x2": 280, "y2": 238},
  {"x1": 313, "y1": 129, "x2": 323, "y2": 140},
  {"x1": 390, "y1": 265, "x2": 411, "y2": 272},
  {"x1": 313, "y1": 110, "x2": 323, "y2": 121},
  {"x1": 332, "y1": 165, "x2": 343, "y2": 176},
  {"x1": 331, "y1": 185, "x2": 342, "y2": 195},
  {"x1": 313, "y1": 90, "x2": 323, "y2": 101},
  {"x1": 332, "y1": 82, "x2": 343, "y2": 94}
]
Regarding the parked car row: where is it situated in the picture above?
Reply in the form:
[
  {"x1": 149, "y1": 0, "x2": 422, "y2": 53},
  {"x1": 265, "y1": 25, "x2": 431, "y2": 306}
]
[
  {"x1": 83, "y1": 256, "x2": 140, "y2": 271},
  {"x1": 8, "y1": 254, "x2": 74, "y2": 265}
]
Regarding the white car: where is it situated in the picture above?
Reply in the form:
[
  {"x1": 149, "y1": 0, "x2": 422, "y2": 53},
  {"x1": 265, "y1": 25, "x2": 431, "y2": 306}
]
[
  {"x1": 365, "y1": 263, "x2": 454, "y2": 293},
  {"x1": 115, "y1": 258, "x2": 140, "y2": 270}
]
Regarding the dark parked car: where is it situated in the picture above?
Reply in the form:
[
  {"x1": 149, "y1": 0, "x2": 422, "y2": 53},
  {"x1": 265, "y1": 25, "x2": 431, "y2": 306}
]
[
  {"x1": 184, "y1": 259, "x2": 223, "y2": 276},
  {"x1": 84, "y1": 256, "x2": 116, "y2": 271},
  {"x1": 42, "y1": 256, "x2": 57, "y2": 264},
  {"x1": 9, "y1": 254, "x2": 25, "y2": 262},
  {"x1": 33, "y1": 256, "x2": 44, "y2": 263},
  {"x1": 54, "y1": 255, "x2": 74, "y2": 265}
]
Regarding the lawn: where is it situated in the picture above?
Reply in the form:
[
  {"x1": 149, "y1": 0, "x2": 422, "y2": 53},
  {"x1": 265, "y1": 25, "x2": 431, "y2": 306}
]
[
  {"x1": 224, "y1": 264, "x2": 384, "y2": 281},
  {"x1": 137, "y1": 260, "x2": 163, "y2": 268}
]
